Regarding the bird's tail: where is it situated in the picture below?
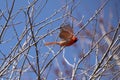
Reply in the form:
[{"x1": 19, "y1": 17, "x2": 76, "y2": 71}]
[{"x1": 45, "y1": 42, "x2": 58, "y2": 46}]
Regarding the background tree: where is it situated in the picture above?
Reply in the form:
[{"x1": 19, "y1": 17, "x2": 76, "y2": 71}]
[{"x1": 0, "y1": 0, "x2": 120, "y2": 80}]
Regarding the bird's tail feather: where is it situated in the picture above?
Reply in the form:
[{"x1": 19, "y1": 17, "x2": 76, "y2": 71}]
[{"x1": 45, "y1": 42, "x2": 58, "y2": 46}]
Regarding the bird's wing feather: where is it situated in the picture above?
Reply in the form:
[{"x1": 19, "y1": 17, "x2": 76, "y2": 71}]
[{"x1": 59, "y1": 24, "x2": 74, "y2": 40}]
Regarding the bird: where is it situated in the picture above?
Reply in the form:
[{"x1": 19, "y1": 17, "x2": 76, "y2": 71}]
[{"x1": 45, "y1": 24, "x2": 78, "y2": 47}]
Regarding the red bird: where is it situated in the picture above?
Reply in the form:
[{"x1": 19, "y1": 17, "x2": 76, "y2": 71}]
[{"x1": 45, "y1": 24, "x2": 78, "y2": 47}]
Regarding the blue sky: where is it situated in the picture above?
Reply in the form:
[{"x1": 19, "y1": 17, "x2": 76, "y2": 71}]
[{"x1": 0, "y1": 0, "x2": 120, "y2": 80}]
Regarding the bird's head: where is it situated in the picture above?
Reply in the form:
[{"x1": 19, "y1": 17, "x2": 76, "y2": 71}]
[{"x1": 72, "y1": 36, "x2": 78, "y2": 43}]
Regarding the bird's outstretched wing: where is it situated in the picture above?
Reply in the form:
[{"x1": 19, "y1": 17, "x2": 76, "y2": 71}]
[{"x1": 59, "y1": 24, "x2": 74, "y2": 40}]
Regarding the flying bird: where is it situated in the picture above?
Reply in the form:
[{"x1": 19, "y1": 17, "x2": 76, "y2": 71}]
[{"x1": 45, "y1": 24, "x2": 78, "y2": 47}]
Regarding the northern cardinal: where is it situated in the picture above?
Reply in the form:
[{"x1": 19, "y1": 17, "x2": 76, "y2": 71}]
[{"x1": 45, "y1": 24, "x2": 78, "y2": 46}]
